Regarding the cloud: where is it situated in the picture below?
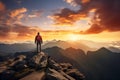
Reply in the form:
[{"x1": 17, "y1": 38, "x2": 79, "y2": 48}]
[
  {"x1": 81, "y1": 24, "x2": 104, "y2": 34},
  {"x1": 0, "y1": 1, "x2": 5, "y2": 11},
  {"x1": 50, "y1": 0, "x2": 93, "y2": 26},
  {"x1": 64, "y1": 0, "x2": 77, "y2": 6},
  {"x1": 51, "y1": 0, "x2": 120, "y2": 33},
  {"x1": 16, "y1": 0, "x2": 23, "y2": 4},
  {"x1": 28, "y1": 10, "x2": 43, "y2": 18},
  {"x1": 84, "y1": 0, "x2": 120, "y2": 34},
  {"x1": 0, "y1": 22, "x2": 74, "y2": 42},
  {"x1": 0, "y1": 24, "x2": 11, "y2": 37},
  {"x1": 0, "y1": 7, "x2": 27, "y2": 25},
  {"x1": 81, "y1": 0, "x2": 90, "y2": 4},
  {"x1": 64, "y1": 0, "x2": 90, "y2": 6},
  {"x1": 0, "y1": 23, "x2": 41, "y2": 39},
  {"x1": 49, "y1": 8, "x2": 87, "y2": 26},
  {"x1": 0, "y1": 5, "x2": 44, "y2": 42},
  {"x1": 10, "y1": 7, "x2": 27, "y2": 18},
  {"x1": 0, "y1": 6, "x2": 40, "y2": 39},
  {"x1": 12, "y1": 24, "x2": 39, "y2": 37}
]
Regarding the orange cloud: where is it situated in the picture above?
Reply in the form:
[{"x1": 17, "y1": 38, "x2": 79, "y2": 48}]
[
  {"x1": 0, "y1": 6, "x2": 43, "y2": 42},
  {"x1": 50, "y1": 8, "x2": 87, "y2": 26},
  {"x1": 81, "y1": 0, "x2": 90, "y2": 4},
  {"x1": 0, "y1": 23, "x2": 41, "y2": 42},
  {"x1": 52, "y1": 0, "x2": 120, "y2": 34},
  {"x1": 0, "y1": 2, "x2": 5, "y2": 11},
  {"x1": 0, "y1": 23, "x2": 75, "y2": 42},
  {"x1": 81, "y1": 24, "x2": 104, "y2": 34},
  {"x1": 64, "y1": 0, "x2": 77, "y2": 6},
  {"x1": 17, "y1": 14, "x2": 24, "y2": 20},
  {"x1": 10, "y1": 8, "x2": 27, "y2": 18},
  {"x1": 1, "y1": 8, "x2": 28, "y2": 25},
  {"x1": 12, "y1": 24, "x2": 40, "y2": 37}
]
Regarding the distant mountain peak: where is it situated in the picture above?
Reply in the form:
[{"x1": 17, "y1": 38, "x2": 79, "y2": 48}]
[
  {"x1": 87, "y1": 47, "x2": 113, "y2": 55},
  {"x1": 65, "y1": 47, "x2": 76, "y2": 50},
  {"x1": 97, "y1": 47, "x2": 112, "y2": 53},
  {"x1": 46, "y1": 46, "x2": 63, "y2": 50}
]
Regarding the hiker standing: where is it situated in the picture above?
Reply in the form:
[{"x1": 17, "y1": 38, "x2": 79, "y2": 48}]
[{"x1": 35, "y1": 32, "x2": 43, "y2": 53}]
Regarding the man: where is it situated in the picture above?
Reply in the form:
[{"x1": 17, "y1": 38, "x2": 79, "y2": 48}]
[{"x1": 35, "y1": 32, "x2": 43, "y2": 53}]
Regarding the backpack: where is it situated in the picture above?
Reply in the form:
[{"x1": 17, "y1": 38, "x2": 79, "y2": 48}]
[{"x1": 36, "y1": 35, "x2": 42, "y2": 41}]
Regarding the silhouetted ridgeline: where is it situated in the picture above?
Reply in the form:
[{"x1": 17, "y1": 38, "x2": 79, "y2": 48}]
[{"x1": 43, "y1": 46, "x2": 120, "y2": 80}]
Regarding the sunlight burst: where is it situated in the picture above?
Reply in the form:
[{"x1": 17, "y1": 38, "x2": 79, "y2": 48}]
[{"x1": 68, "y1": 34, "x2": 79, "y2": 41}]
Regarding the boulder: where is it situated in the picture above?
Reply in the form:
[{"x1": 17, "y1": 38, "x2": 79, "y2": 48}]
[
  {"x1": 66, "y1": 69, "x2": 85, "y2": 80},
  {"x1": 12, "y1": 60, "x2": 27, "y2": 71},
  {"x1": 46, "y1": 57, "x2": 62, "y2": 71},
  {"x1": 0, "y1": 70, "x2": 15, "y2": 80},
  {"x1": 9, "y1": 55, "x2": 26, "y2": 67},
  {"x1": 59, "y1": 70, "x2": 75, "y2": 80},
  {"x1": 28, "y1": 52, "x2": 47, "y2": 69},
  {"x1": 60, "y1": 63, "x2": 73, "y2": 72},
  {"x1": 14, "y1": 55, "x2": 26, "y2": 61},
  {"x1": 60, "y1": 63, "x2": 73, "y2": 69},
  {"x1": 45, "y1": 68, "x2": 68, "y2": 80}
]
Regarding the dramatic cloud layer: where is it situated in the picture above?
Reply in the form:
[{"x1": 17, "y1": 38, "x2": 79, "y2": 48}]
[
  {"x1": 51, "y1": 0, "x2": 120, "y2": 34},
  {"x1": 0, "y1": 23, "x2": 40, "y2": 38},
  {"x1": 49, "y1": 8, "x2": 87, "y2": 26},
  {"x1": 10, "y1": 7, "x2": 27, "y2": 21},
  {"x1": 10, "y1": 8, "x2": 27, "y2": 17},
  {"x1": 0, "y1": 2, "x2": 5, "y2": 11},
  {"x1": 0, "y1": 2, "x2": 41, "y2": 41},
  {"x1": 82, "y1": 24, "x2": 103, "y2": 34}
]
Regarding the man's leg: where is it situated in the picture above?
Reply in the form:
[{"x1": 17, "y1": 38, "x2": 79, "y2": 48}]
[
  {"x1": 39, "y1": 43, "x2": 41, "y2": 52},
  {"x1": 37, "y1": 42, "x2": 38, "y2": 53}
]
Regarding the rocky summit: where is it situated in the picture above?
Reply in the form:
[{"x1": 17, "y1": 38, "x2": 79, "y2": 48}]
[{"x1": 0, "y1": 52, "x2": 85, "y2": 80}]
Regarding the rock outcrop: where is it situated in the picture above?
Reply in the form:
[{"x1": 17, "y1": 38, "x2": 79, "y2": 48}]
[{"x1": 0, "y1": 52, "x2": 85, "y2": 80}]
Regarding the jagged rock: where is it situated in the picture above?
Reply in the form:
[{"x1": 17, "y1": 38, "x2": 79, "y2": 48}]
[
  {"x1": 59, "y1": 70, "x2": 75, "y2": 80},
  {"x1": 60, "y1": 63, "x2": 73, "y2": 69},
  {"x1": 28, "y1": 52, "x2": 47, "y2": 69},
  {"x1": 12, "y1": 60, "x2": 27, "y2": 71},
  {"x1": 0, "y1": 66, "x2": 8, "y2": 73},
  {"x1": 0, "y1": 70, "x2": 15, "y2": 80},
  {"x1": 48, "y1": 58, "x2": 56, "y2": 64},
  {"x1": 66, "y1": 69, "x2": 85, "y2": 80},
  {"x1": 45, "y1": 68, "x2": 69, "y2": 80},
  {"x1": 0, "y1": 52, "x2": 85, "y2": 80},
  {"x1": 14, "y1": 55, "x2": 26, "y2": 61},
  {"x1": 46, "y1": 56, "x2": 61, "y2": 71},
  {"x1": 60, "y1": 63, "x2": 73, "y2": 72},
  {"x1": 48, "y1": 63, "x2": 61, "y2": 71},
  {"x1": 9, "y1": 55, "x2": 26, "y2": 67}
]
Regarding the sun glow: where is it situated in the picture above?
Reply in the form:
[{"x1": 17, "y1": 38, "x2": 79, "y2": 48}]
[{"x1": 67, "y1": 34, "x2": 80, "y2": 41}]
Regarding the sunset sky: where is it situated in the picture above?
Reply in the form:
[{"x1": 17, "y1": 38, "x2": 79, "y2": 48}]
[{"x1": 0, "y1": 0, "x2": 120, "y2": 43}]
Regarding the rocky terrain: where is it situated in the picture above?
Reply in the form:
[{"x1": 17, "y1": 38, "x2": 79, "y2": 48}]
[
  {"x1": 43, "y1": 47, "x2": 120, "y2": 80},
  {"x1": 0, "y1": 52, "x2": 85, "y2": 80}
]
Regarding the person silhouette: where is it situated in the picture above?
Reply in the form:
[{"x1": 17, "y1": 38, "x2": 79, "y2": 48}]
[{"x1": 35, "y1": 32, "x2": 43, "y2": 53}]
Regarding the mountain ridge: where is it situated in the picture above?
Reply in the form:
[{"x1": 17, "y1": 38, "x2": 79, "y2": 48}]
[
  {"x1": 43, "y1": 46, "x2": 120, "y2": 80},
  {"x1": 0, "y1": 52, "x2": 85, "y2": 80}
]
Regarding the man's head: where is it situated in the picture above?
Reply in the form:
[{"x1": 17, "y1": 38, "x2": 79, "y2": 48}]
[{"x1": 37, "y1": 32, "x2": 40, "y2": 35}]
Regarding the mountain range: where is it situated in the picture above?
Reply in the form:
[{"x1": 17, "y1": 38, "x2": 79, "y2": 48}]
[
  {"x1": 0, "y1": 44, "x2": 120, "y2": 80},
  {"x1": 43, "y1": 47, "x2": 120, "y2": 80},
  {"x1": 0, "y1": 40, "x2": 120, "y2": 55}
]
